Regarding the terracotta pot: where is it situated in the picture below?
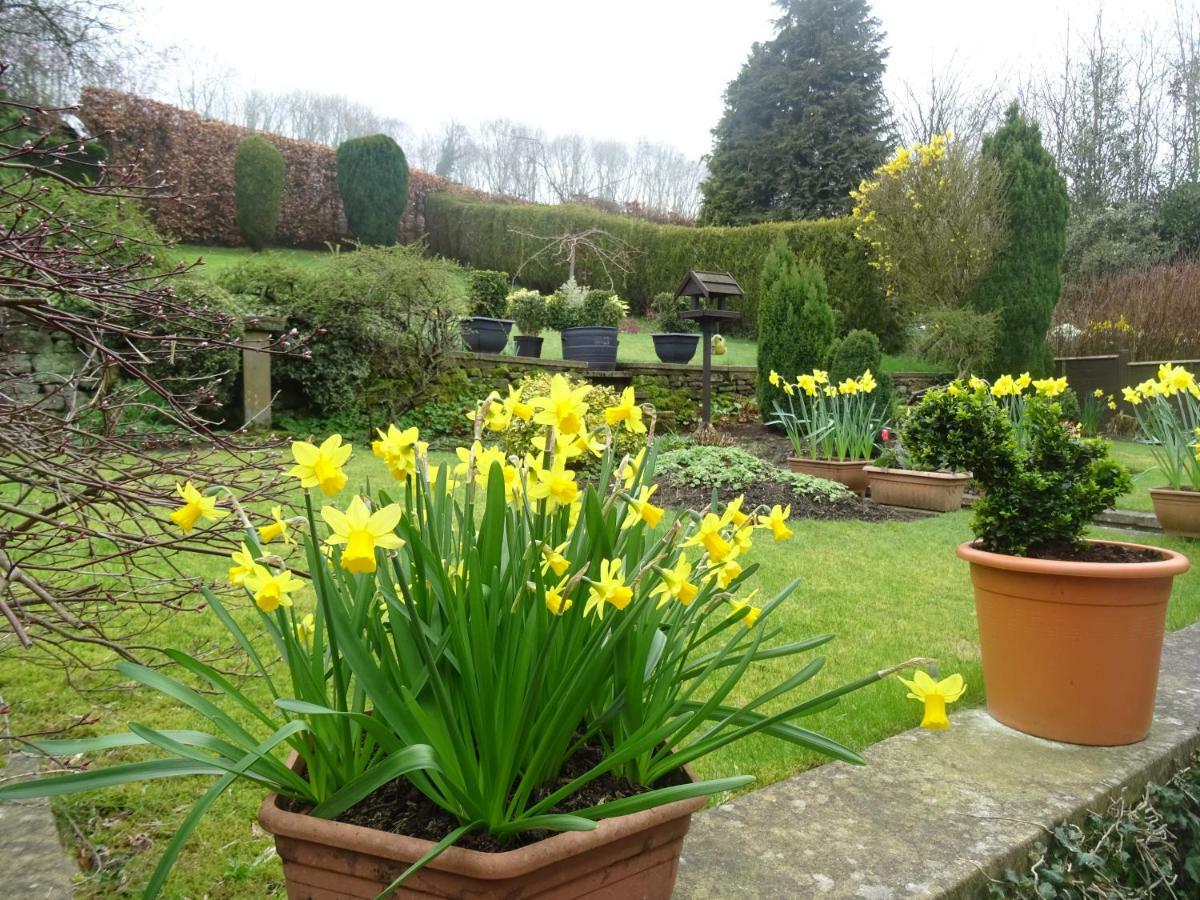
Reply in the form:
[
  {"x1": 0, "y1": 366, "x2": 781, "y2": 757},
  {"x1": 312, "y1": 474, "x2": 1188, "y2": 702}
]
[
  {"x1": 787, "y1": 456, "x2": 873, "y2": 496},
  {"x1": 864, "y1": 467, "x2": 970, "y2": 512},
  {"x1": 957, "y1": 539, "x2": 1190, "y2": 746},
  {"x1": 259, "y1": 758, "x2": 704, "y2": 899},
  {"x1": 1150, "y1": 486, "x2": 1200, "y2": 538}
]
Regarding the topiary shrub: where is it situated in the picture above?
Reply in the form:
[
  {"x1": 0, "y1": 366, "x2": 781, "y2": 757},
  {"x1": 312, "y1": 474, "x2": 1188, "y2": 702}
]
[
  {"x1": 467, "y1": 269, "x2": 510, "y2": 318},
  {"x1": 234, "y1": 135, "x2": 284, "y2": 251},
  {"x1": 507, "y1": 289, "x2": 546, "y2": 336},
  {"x1": 544, "y1": 278, "x2": 587, "y2": 331},
  {"x1": 214, "y1": 255, "x2": 312, "y2": 309},
  {"x1": 756, "y1": 238, "x2": 837, "y2": 419},
  {"x1": 827, "y1": 328, "x2": 893, "y2": 412},
  {"x1": 580, "y1": 289, "x2": 626, "y2": 328},
  {"x1": 336, "y1": 134, "x2": 410, "y2": 246}
]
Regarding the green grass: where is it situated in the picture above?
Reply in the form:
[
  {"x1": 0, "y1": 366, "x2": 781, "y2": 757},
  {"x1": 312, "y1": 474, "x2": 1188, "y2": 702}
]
[
  {"x1": 172, "y1": 243, "x2": 336, "y2": 277},
  {"x1": 1109, "y1": 439, "x2": 1166, "y2": 513},
  {"x1": 3, "y1": 439, "x2": 1198, "y2": 897}
]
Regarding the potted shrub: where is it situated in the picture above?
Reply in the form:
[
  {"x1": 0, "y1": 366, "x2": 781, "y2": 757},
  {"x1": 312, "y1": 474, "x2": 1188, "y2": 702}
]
[
  {"x1": 1123, "y1": 363, "x2": 1200, "y2": 537},
  {"x1": 507, "y1": 288, "x2": 546, "y2": 358},
  {"x1": 561, "y1": 285, "x2": 626, "y2": 369},
  {"x1": 905, "y1": 379, "x2": 1190, "y2": 746},
  {"x1": 865, "y1": 427, "x2": 970, "y2": 512},
  {"x1": 766, "y1": 367, "x2": 889, "y2": 495},
  {"x1": 649, "y1": 291, "x2": 700, "y2": 364},
  {"x1": 0, "y1": 384, "x2": 911, "y2": 898},
  {"x1": 462, "y1": 269, "x2": 514, "y2": 354}
]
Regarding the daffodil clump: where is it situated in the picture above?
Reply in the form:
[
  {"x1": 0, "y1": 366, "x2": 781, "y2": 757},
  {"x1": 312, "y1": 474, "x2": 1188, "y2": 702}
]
[
  {"x1": 945, "y1": 372, "x2": 1070, "y2": 447},
  {"x1": 766, "y1": 367, "x2": 889, "y2": 461},
  {"x1": 1122, "y1": 363, "x2": 1200, "y2": 491},
  {"x1": 5, "y1": 374, "x2": 911, "y2": 897}
]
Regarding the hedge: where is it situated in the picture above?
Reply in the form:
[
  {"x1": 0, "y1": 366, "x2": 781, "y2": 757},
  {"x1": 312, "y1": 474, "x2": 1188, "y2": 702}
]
[{"x1": 425, "y1": 194, "x2": 898, "y2": 344}]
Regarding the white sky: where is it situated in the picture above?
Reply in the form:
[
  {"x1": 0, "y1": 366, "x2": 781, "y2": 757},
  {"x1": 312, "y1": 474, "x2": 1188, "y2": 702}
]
[{"x1": 135, "y1": 0, "x2": 1173, "y2": 158}]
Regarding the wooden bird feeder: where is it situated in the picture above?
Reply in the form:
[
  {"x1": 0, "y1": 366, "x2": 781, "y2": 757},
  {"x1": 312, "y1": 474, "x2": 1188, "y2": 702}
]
[{"x1": 675, "y1": 270, "x2": 745, "y2": 428}]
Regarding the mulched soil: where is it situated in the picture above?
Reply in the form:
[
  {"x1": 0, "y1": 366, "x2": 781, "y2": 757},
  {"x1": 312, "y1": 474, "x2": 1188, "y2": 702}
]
[
  {"x1": 716, "y1": 420, "x2": 796, "y2": 466},
  {"x1": 654, "y1": 477, "x2": 903, "y2": 523},
  {"x1": 1025, "y1": 542, "x2": 1168, "y2": 563},
  {"x1": 298, "y1": 738, "x2": 687, "y2": 853}
]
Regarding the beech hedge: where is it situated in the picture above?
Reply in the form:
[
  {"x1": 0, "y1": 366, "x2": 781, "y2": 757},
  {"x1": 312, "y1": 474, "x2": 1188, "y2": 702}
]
[{"x1": 425, "y1": 193, "x2": 898, "y2": 345}]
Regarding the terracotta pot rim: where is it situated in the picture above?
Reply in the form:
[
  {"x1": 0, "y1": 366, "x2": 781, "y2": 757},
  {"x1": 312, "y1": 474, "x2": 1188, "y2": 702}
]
[
  {"x1": 786, "y1": 455, "x2": 873, "y2": 465},
  {"x1": 258, "y1": 759, "x2": 705, "y2": 880},
  {"x1": 1149, "y1": 485, "x2": 1200, "y2": 497},
  {"x1": 956, "y1": 539, "x2": 1190, "y2": 578},
  {"x1": 863, "y1": 466, "x2": 970, "y2": 481}
]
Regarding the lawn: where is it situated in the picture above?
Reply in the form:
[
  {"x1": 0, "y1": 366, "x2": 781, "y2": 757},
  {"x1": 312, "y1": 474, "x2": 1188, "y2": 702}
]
[
  {"x1": 1109, "y1": 439, "x2": 1163, "y2": 513},
  {"x1": 171, "y1": 243, "x2": 335, "y2": 277},
  {"x1": 2, "y1": 442, "x2": 1198, "y2": 898}
]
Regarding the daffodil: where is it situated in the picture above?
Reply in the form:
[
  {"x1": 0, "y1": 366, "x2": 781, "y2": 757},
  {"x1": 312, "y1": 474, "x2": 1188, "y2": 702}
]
[
  {"x1": 454, "y1": 441, "x2": 507, "y2": 484},
  {"x1": 320, "y1": 496, "x2": 405, "y2": 574},
  {"x1": 651, "y1": 555, "x2": 699, "y2": 607},
  {"x1": 946, "y1": 382, "x2": 962, "y2": 396},
  {"x1": 714, "y1": 558, "x2": 743, "y2": 589},
  {"x1": 541, "y1": 540, "x2": 571, "y2": 578},
  {"x1": 618, "y1": 448, "x2": 646, "y2": 490},
  {"x1": 545, "y1": 581, "x2": 573, "y2": 615},
  {"x1": 584, "y1": 558, "x2": 634, "y2": 619},
  {"x1": 813, "y1": 369, "x2": 829, "y2": 385},
  {"x1": 898, "y1": 670, "x2": 966, "y2": 730},
  {"x1": 768, "y1": 370, "x2": 782, "y2": 387},
  {"x1": 991, "y1": 374, "x2": 1017, "y2": 397},
  {"x1": 294, "y1": 613, "x2": 315, "y2": 646},
  {"x1": 531, "y1": 374, "x2": 590, "y2": 436},
  {"x1": 1093, "y1": 388, "x2": 1105, "y2": 399},
  {"x1": 501, "y1": 385, "x2": 533, "y2": 422},
  {"x1": 244, "y1": 566, "x2": 305, "y2": 613},
  {"x1": 527, "y1": 457, "x2": 580, "y2": 508},
  {"x1": 720, "y1": 495, "x2": 750, "y2": 529},
  {"x1": 838, "y1": 377, "x2": 860, "y2": 395},
  {"x1": 758, "y1": 504, "x2": 793, "y2": 541},
  {"x1": 1014, "y1": 372, "x2": 1032, "y2": 392},
  {"x1": 257, "y1": 506, "x2": 294, "y2": 545},
  {"x1": 623, "y1": 485, "x2": 664, "y2": 529},
  {"x1": 228, "y1": 543, "x2": 261, "y2": 586},
  {"x1": 1032, "y1": 376, "x2": 1068, "y2": 397},
  {"x1": 682, "y1": 513, "x2": 734, "y2": 562},
  {"x1": 169, "y1": 481, "x2": 228, "y2": 533},
  {"x1": 858, "y1": 370, "x2": 878, "y2": 393},
  {"x1": 795, "y1": 373, "x2": 818, "y2": 396},
  {"x1": 604, "y1": 387, "x2": 647, "y2": 434},
  {"x1": 968, "y1": 375, "x2": 987, "y2": 392},
  {"x1": 372, "y1": 425, "x2": 425, "y2": 480},
  {"x1": 729, "y1": 595, "x2": 761, "y2": 628},
  {"x1": 288, "y1": 435, "x2": 351, "y2": 496},
  {"x1": 1122, "y1": 386, "x2": 1143, "y2": 405}
]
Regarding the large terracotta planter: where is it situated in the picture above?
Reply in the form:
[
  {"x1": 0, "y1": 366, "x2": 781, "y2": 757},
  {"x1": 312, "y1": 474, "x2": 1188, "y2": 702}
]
[
  {"x1": 957, "y1": 540, "x2": 1190, "y2": 746},
  {"x1": 787, "y1": 456, "x2": 873, "y2": 496},
  {"x1": 259, "y1": 760, "x2": 704, "y2": 899},
  {"x1": 864, "y1": 467, "x2": 970, "y2": 512},
  {"x1": 1150, "y1": 486, "x2": 1200, "y2": 538}
]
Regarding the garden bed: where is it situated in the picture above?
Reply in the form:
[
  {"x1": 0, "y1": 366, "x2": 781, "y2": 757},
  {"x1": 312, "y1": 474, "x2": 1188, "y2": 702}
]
[{"x1": 655, "y1": 478, "x2": 900, "y2": 523}]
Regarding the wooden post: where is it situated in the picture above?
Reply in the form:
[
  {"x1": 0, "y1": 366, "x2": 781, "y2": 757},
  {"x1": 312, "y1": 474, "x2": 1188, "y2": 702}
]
[
  {"x1": 241, "y1": 316, "x2": 283, "y2": 429},
  {"x1": 701, "y1": 320, "x2": 713, "y2": 428}
]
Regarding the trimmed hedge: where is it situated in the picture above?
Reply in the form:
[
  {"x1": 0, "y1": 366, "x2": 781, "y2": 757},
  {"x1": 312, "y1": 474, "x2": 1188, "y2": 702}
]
[
  {"x1": 234, "y1": 135, "x2": 284, "y2": 250},
  {"x1": 425, "y1": 193, "x2": 897, "y2": 344}
]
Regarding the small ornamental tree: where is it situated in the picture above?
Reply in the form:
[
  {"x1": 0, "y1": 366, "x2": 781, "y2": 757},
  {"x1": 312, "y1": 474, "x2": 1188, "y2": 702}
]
[
  {"x1": 756, "y1": 238, "x2": 836, "y2": 417},
  {"x1": 234, "y1": 134, "x2": 284, "y2": 250},
  {"x1": 828, "y1": 328, "x2": 893, "y2": 412},
  {"x1": 336, "y1": 134, "x2": 410, "y2": 246},
  {"x1": 969, "y1": 103, "x2": 1069, "y2": 376}
]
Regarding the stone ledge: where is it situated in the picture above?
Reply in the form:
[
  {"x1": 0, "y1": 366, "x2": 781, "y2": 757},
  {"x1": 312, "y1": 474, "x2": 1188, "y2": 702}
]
[
  {"x1": 674, "y1": 622, "x2": 1200, "y2": 899},
  {"x1": 0, "y1": 753, "x2": 77, "y2": 899}
]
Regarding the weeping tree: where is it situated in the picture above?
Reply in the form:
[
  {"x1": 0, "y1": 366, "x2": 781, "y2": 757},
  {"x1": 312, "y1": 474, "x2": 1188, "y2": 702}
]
[{"x1": 336, "y1": 133, "x2": 409, "y2": 245}]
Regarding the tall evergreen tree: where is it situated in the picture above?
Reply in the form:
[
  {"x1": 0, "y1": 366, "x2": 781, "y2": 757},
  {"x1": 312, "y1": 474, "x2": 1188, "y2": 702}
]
[
  {"x1": 970, "y1": 103, "x2": 1069, "y2": 376},
  {"x1": 700, "y1": 0, "x2": 893, "y2": 225}
]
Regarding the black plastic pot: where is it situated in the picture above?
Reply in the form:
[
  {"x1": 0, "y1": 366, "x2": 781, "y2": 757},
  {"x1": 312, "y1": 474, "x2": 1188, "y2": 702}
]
[
  {"x1": 462, "y1": 317, "x2": 514, "y2": 354},
  {"x1": 561, "y1": 326, "x2": 618, "y2": 369},
  {"x1": 514, "y1": 334, "x2": 544, "y2": 358},
  {"x1": 651, "y1": 333, "x2": 700, "y2": 364}
]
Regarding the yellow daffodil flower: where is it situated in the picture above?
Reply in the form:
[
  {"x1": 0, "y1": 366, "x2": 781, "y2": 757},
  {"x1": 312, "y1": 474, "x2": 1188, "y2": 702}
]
[
  {"x1": 169, "y1": 481, "x2": 228, "y2": 533},
  {"x1": 1032, "y1": 376, "x2": 1068, "y2": 397},
  {"x1": 618, "y1": 448, "x2": 646, "y2": 490},
  {"x1": 244, "y1": 566, "x2": 305, "y2": 613},
  {"x1": 454, "y1": 441, "x2": 507, "y2": 484},
  {"x1": 758, "y1": 504, "x2": 793, "y2": 541},
  {"x1": 796, "y1": 373, "x2": 818, "y2": 396},
  {"x1": 604, "y1": 387, "x2": 647, "y2": 434},
  {"x1": 289, "y1": 435, "x2": 351, "y2": 496},
  {"x1": 782, "y1": 380, "x2": 795, "y2": 396},
  {"x1": 837, "y1": 377, "x2": 860, "y2": 395},
  {"x1": 1122, "y1": 386, "x2": 1142, "y2": 405},
  {"x1": 651, "y1": 555, "x2": 698, "y2": 608},
  {"x1": 715, "y1": 558, "x2": 743, "y2": 589},
  {"x1": 584, "y1": 558, "x2": 633, "y2": 619},
  {"x1": 968, "y1": 375, "x2": 987, "y2": 391},
  {"x1": 372, "y1": 425, "x2": 425, "y2": 480},
  {"x1": 720, "y1": 496, "x2": 750, "y2": 529},
  {"x1": 823, "y1": 385, "x2": 838, "y2": 397},
  {"x1": 527, "y1": 457, "x2": 580, "y2": 508},
  {"x1": 730, "y1": 523, "x2": 754, "y2": 558},
  {"x1": 228, "y1": 542, "x2": 261, "y2": 586},
  {"x1": 682, "y1": 513, "x2": 734, "y2": 562},
  {"x1": 545, "y1": 580, "x2": 573, "y2": 615},
  {"x1": 898, "y1": 670, "x2": 967, "y2": 730},
  {"x1": 768, "y1": 370, "x2": 782, "y2": 387},
  {"x1": 257, "y1": 505, "x2": 294, "y2": 545},
  {"x1": 812, "y1": 369, "x2": 829, "y2": 385},
  {"x1": 1014, "y1": 372, "x2": 1032, "y2": 392},
  {"x1": 320, "y1": 496, "x2": 405, "y2": 574},
  {"x1": 541, "y1": 540, "x2": 571, "y2": 578},
  {"x1": 623, "y1": 485, "x2": 665, "y2": 529},
  {"x1": 295, "y1": 612, "x2": 315, "y2": 646},
  {"x1": 1093, "y1": 388, "x2": 1105, "y2": 399},
  {"x1": 946, "y1": 382, "x2": 962, "y2": 396},
  {"x1": 729, "y1": 595, "x2": 761, "y2": 628},
  {"x1": 531, "y1": 374, "x2": 590, "y2": 436},
  {"x1": 502, "y1": 385, "x2": 533, "y2": 422},
  {"x1": 990, "y1": 374, "x2": 1017, "y2": 397}
]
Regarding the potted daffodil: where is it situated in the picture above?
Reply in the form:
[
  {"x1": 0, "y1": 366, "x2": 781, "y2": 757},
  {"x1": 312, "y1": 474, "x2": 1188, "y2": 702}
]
[{"x1": 0, "y1": 374, "x2": 915, "y2": 899}]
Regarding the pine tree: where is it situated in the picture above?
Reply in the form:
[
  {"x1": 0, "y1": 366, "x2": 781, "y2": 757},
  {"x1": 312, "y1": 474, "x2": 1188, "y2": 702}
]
[
  {"x1": 970, "y1": 103, "x2": 1069, "y2": 376},
  {"x1": 700, "y1": 0, "x2": 893, "y2": 225}
]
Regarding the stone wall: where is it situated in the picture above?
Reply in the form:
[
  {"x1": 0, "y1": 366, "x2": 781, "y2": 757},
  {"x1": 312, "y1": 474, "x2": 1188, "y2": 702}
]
[
  {"x1": 890, "y1": 371, "x2": 951, "y2": 403},
  {"x1": 0, "y1": 316, "x2": 92, "y2": 412}
]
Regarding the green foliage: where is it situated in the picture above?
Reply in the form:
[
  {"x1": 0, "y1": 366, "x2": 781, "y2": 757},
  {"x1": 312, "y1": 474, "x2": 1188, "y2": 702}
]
[
  {"x1": 904, "y1": 386, "x2": 1131, "y2": 555},
  {"x1": 1159, "y1": 181, "x2": 1200, "y2": 258},
  {"x1": 913, "y1": 308, "x2": 999, "y2": 378},
  {"x1": 424, "y1": 193, "x2": 896, "y2": 345},
  {"x1": 233, "y1": 135, "x2": 284, "y2": 251},
  {"x1": 991, "y1": 751, "x2": 1200, "y2": 898},
  {"x1": 827, "y1": 329, "x2": 893, "y2": 412},
  {"x1": 631, "y1": 378, "x2": 701, "y2": 431},
  {"x1": 278, "y1": 245, "x2": 467, "y2": 417},
  {"x1": 656, "y1": 444, "x2": 851, "y2": 500},
  {"x1": 580, "y1": 289, "x2": 625, "y2": 328},
  {"x1": 649, "y1": 291, "x2": 697, "y2": 333},
  {"x1": 467, "y1": 269, "x2": 510, "y2": 318},
  {"x1": 544, "y1": 278, "x2": 587, "y2": 331},
  {"x1": 335, "y1": 134, "x2": 410, "y2": 246},
  {"x1": 214, "y1": 255, "x2": 310, "y2": 308},
  {"x1": 1063, "y1": 201, "x2": 1173, "y2": 291},
  {"x1": 506, "y1": 288, "x2": 546, "y2": 335},
  {"x1": 757, "y1": 240, "x2": 837, "y2": 417},
  {"x1": 969, "y1": 103, "x2": 1070, "y2": 376},
  {"x1": 700, "y1": 0, "x2": 892, "y2": 224},
  {"x1": 0, "y1": 97, "x2": 107, "y2": 184}
]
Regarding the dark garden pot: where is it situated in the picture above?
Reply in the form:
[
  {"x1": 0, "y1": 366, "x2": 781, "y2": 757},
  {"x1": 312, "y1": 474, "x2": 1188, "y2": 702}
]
[
  {"x1": 462, "y1": 317, "x2": 514, "y2": 355},
  {"x1": 651, "y1": 333, "x2": 700, "y2": 364},
  {"x1": 514, "y1": 334, "x2": 545, "y2": 358},
  {"x1": 561, "y1": 326, "x2": 618, "y2": 369}
]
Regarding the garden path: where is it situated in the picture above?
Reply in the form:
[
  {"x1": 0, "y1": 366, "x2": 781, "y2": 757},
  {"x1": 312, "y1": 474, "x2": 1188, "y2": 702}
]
[{"x1": 0, "y1": 751, "x2": 77, "y2": 898}]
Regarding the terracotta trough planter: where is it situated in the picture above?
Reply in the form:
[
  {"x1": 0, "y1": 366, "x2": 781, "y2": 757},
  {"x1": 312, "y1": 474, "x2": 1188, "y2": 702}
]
[
  {"x1": 957, "y1": 539, "x2": 1190, "y2": 746},
  {"x1": 787, "y1": 457, "x2": 873, "y2": 496},
  {"x1": 259, "y1": 761, "x2": 705, "y2": 899},
  {"x1": 864, "y1": 467, "x2": 970, "y2": 512},
  {"x1": 1150, "y1": 486, "x2": 1200, "y2": 538}
]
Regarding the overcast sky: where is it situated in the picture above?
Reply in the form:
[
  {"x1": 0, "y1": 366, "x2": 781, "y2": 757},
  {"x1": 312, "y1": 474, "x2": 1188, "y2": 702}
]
[{"x1": 136, "y1": 0, "x2": 1173, "y2": 157}]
